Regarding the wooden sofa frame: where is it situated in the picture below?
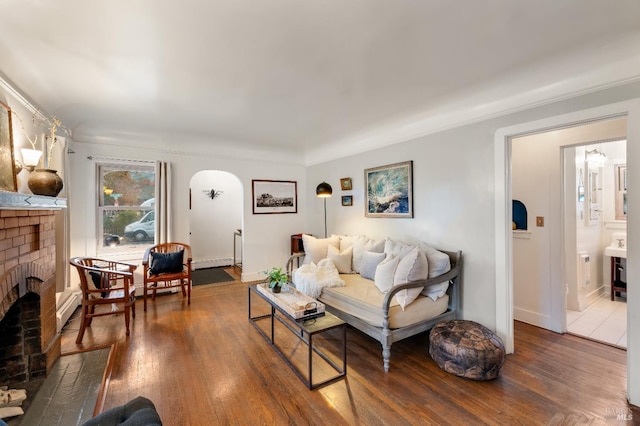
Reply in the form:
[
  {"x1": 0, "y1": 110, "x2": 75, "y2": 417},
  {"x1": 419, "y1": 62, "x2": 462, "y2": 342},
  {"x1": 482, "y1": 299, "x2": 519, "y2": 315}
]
[{"x1": 287, "y1": 250, "x2": 462, "y2": 372}]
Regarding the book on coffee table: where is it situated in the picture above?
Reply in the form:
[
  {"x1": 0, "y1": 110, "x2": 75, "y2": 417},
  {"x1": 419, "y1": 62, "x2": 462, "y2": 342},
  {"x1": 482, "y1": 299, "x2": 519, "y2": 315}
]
[{"x1": 256, "y1": 283, "x2": 325, "y2": 321}]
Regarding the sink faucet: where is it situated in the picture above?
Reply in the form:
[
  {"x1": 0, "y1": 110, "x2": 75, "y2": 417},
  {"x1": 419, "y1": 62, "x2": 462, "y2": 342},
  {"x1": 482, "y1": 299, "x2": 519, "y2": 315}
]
[{"x1": 617, "y1": 239, "x2": 625, "y2": 248}]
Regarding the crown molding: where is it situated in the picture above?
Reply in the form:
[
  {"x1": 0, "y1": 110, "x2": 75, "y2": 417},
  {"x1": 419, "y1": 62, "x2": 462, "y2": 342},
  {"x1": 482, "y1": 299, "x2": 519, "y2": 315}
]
[{"x1": 0, "y1": 71, "x2": 47, "y2": 120}]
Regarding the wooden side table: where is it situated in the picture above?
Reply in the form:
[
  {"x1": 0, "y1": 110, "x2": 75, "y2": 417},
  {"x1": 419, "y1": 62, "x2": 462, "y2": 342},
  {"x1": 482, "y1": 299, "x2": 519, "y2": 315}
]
[{"x1": 290, "y1": 234, "x2": 306, "y2": 268}]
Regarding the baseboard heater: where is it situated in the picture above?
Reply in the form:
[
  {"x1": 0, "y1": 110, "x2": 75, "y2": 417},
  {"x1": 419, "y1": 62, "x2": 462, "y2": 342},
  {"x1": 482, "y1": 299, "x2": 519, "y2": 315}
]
[{"x1": 57, "y1": 292, "x2": 81, "y2": 333}]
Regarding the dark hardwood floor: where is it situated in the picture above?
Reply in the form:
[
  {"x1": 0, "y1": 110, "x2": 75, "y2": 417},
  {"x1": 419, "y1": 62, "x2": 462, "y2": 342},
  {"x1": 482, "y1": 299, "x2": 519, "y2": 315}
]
[{"x1": 61, "y1": 267, "x2": 637, "y2": 425}]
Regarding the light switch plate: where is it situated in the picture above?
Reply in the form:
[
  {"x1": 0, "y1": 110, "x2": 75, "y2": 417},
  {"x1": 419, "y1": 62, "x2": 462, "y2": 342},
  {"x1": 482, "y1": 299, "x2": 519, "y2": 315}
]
[{"x1": 536, "y1": 216, "x2": 544, "y2": 227}]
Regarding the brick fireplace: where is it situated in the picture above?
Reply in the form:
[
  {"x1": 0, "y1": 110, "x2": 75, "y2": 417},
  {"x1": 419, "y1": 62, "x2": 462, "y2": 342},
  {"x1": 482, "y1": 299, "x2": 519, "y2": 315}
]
[{"x1": 0, "y1": 207, "x2": 62, "y2": 386}]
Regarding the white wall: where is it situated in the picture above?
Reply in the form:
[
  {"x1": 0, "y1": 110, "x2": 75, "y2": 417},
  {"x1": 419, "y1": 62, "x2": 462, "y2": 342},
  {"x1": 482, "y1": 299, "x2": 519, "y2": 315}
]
[{"x1": 189, "y1": 170, "x2": 242, "y2": 268}]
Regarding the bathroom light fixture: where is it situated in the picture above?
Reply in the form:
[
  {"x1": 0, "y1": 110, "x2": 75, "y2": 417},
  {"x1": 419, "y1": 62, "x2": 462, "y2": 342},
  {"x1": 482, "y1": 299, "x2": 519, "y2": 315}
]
[
  {"x1": 316, "y1": 182, "x2": 332, "y2": 238},
  {"x1": 585, "y1": 148, "x2": 606, "y2": 167}
]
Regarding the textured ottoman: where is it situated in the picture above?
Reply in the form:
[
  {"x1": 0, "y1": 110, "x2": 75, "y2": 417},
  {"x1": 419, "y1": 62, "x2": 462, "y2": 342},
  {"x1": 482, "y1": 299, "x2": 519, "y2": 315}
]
[{"x1": 429, "y1": 320, "x2": 505, "y2": 380}]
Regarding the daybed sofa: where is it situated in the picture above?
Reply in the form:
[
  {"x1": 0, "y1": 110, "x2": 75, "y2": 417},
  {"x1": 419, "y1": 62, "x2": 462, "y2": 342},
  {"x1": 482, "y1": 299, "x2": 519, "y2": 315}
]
[{"x1": 286, "y1": 234, "x2": 462, "y2": 372}]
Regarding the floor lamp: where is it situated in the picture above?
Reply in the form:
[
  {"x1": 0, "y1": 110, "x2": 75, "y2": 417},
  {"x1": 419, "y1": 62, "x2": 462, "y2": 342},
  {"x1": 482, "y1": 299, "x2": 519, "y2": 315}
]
[{"x1": 316, "y1": 182, "x2": 333, "y2": 238}]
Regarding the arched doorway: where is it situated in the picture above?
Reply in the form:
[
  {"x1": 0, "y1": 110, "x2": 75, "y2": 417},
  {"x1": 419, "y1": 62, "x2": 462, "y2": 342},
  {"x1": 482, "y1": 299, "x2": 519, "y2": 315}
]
[{"x1": 189, "y1": 170, "x2": 243, "y2": 269}]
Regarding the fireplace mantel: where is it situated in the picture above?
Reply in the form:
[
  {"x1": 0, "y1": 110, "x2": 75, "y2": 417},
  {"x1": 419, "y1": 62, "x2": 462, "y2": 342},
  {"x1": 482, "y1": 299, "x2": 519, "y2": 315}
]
[{"x1": 0, "y1": 190, "x2": 67, "y2": 210}]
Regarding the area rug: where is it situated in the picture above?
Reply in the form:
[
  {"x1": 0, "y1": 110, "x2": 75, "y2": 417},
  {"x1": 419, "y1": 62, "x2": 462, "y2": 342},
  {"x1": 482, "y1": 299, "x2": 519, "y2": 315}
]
[{"x1": 192, "y1": 268, "x2": 235, "y2": 286}]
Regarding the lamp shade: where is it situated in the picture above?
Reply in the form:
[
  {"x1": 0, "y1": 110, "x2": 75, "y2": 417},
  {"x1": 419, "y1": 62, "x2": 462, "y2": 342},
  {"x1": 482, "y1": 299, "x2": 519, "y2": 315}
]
[
  {"x1": 316, "y1": 182, "x2": 332, "y2": 197},
  {"x1": 21, "y1": 148, "x2": 43, "y2": 167}
]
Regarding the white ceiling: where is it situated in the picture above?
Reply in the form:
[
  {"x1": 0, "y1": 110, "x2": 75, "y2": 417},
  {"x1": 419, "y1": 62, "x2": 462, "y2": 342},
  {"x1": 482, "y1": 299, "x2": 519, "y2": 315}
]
[{"x1": 1, "y1": 1, "x2": 640, "y2": 163}]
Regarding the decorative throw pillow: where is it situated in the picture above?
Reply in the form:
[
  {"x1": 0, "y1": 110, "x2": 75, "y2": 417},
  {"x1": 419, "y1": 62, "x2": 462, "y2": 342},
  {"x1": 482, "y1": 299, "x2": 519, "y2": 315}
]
[
  {"x1": 360, "y1": 251, "x2": 386, "y2": 280},
  {"x1": 327, "y1": 245, "x2": 353, "y2": 274},
  {"x1": 384, "y1": 238, "x2": 415, "y2": 260},
  {"x1": 88, "y1": 266, "x2": 109, "y2": 297},
  {"x1": 352, "y1": 235, "x2": 385, "y2": 273},
  {"x1": 374, "y1": 255, "x2": 400, "y2": 293},
  {"x1": 393, "y1": 247, "x2": 429, "y2": 310},
  {"x1": 337, "y1": 234, "x2": 353, "y2": 251},
  {"x1": 302, "y1": 234, "x2": 340, "y2": 265},
  {"x1": 150, "y1": 250, "x2": 185, "y2": 275},
  {"x1": 418, "y1": 243, "x2": 451, "y2": 278},
  {"x1": 423, "y1": 282, "x2": 450, "y2": 301}
]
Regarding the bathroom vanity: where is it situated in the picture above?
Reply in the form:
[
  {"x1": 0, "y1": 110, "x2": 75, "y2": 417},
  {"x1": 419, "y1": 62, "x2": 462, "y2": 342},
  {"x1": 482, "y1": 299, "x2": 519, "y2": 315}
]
[{"x1": 605, "y1": 233, "x2": 627, "y2": 301}]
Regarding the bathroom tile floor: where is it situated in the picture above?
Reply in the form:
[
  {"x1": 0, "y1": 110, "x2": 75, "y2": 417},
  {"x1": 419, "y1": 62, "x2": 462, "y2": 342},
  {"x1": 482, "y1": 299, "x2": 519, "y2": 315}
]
[{"x1": 567, "y1": 293, "x2": 627, "y2": 349}]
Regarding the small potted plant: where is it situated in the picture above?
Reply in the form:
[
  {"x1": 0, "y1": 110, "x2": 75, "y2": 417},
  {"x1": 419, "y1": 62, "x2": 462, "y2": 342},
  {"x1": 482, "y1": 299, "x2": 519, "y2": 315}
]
[{"x1": 265, "y1": 267, "x2": 288, "y2": 293}]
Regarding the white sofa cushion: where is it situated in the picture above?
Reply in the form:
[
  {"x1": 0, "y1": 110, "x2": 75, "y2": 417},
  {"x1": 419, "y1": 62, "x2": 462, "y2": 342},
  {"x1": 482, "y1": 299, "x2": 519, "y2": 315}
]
[
  {"x1": 327, "y1": 245, "x2": 353, "y2": 274},
  {"x1": 393, "y1": 247, "x2": 429, "y2": 310},
  {"x1": 319, "y1": 274, "x2": 449, "y2": 329},
  {"x1": 423, "y1": 282, "x2": 450, "y2": 301},
  {"x1": 335, "y1": 234, "x2": 353, "y2": 251},
  {"x1": 417, "y1": 243, "x2": 452, "y2": 300},
  {"x1": 384, "y1": 238, "x2": 415, "y2": 260},
  {"x1": 360, "y1": 251, "x2": 386, "y2": 280},
  {"x1": 374, "y1": 255, "x2": 399, "y2": 293},
  {"x1": 418, "y1": 242, "x2": 451, "y2": 278},
  {"x1": 352, "y1": 235, "x2": 385, "y2": 273},
  {"x1": 302, "y1": 234, "x2": 340, "y2": 265}
]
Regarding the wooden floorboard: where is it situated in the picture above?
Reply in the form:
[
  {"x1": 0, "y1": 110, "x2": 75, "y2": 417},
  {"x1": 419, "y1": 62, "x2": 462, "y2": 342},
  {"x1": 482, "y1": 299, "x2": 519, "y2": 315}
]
[{"x1": 61, "y1": 267, "x2": 638, "y2": 425}]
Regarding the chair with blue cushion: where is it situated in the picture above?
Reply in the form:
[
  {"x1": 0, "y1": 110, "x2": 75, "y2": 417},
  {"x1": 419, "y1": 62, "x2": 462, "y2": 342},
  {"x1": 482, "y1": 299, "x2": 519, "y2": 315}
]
[
  {"x1": 142, "y1": 243, "x2": 192, "y2": 311},
  {"x1": 70, "y1": 257, "x2": 137, "y2": 343}
]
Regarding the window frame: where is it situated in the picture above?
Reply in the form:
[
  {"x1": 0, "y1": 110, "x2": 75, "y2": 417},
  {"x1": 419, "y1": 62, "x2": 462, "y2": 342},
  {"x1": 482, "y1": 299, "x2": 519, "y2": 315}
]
[{"x1": 96, "y1": 162, "x2": 156, "y2": 254}]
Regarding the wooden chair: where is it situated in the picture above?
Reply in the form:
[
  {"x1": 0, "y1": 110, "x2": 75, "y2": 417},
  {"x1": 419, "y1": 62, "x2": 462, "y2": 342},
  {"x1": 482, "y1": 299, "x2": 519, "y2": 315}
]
[
  {"x1": 142, "y1": 243, "x2": 192, "y2": 311},
  {"x1": 70, "y1": 257, "x2": 137, "y2": 344}
]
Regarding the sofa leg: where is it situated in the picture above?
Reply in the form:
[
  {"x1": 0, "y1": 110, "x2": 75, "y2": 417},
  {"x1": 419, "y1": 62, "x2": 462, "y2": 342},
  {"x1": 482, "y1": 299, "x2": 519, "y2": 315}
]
[{"x1": 382, "y1": 345, "x2": 391, "y2": 372}]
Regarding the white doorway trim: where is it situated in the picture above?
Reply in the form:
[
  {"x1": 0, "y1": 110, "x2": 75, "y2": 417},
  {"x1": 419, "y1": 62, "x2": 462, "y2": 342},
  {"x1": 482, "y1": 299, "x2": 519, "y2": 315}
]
[{"x1": 494, "y1": 98, "x2": 640, "y2": 405}]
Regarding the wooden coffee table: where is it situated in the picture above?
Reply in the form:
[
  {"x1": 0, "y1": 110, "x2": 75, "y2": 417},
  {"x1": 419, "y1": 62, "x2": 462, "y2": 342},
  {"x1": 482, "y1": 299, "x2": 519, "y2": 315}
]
[{"x1": 248, "y1": 284, "x2": 347, "y2": 390}]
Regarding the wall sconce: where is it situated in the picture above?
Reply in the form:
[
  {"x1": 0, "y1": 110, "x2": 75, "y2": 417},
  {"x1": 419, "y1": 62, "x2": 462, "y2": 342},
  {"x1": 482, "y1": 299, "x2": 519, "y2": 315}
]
[
  {"x1": 316, "y1": 181, "x2": 333, "y2": 238},
  {"x1": 585, "y1": 148, "x2": 606, "y2": 167},
  {"x1": 20, "y1": 148, "x2": 43, "y2": 172}
]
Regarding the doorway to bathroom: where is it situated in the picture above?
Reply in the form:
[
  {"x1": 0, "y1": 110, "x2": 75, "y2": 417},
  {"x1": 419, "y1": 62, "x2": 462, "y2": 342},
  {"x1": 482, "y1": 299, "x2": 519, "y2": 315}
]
[
  {"x1": 564, "y1": 139, "x2": 627, "y2": 348},
  {"x1": 511, "y1": 117, "x2": 628, "y2": 349}
]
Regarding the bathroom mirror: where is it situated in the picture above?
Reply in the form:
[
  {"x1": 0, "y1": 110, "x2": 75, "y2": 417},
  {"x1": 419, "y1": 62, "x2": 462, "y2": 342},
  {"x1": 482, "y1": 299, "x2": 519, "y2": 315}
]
[
  {"x1": 586, "y1": 167, "x2": 601, "y2": 223},
  {"x1": 615, "y1": 164, "x2": 627, "y2": 220}
]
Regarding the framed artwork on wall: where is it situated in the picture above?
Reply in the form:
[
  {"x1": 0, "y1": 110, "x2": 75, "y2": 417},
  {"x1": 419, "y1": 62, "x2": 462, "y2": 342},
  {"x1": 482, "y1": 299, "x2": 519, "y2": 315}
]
[
  {"x1": 341, "y1": 195, "x2": 353, "y2": 206},
  {"x1": 252, "y1": 179, "x2": 297, "y2": 214},
  {"x1": 364, "y1": 161, "x2": 413, "y2": 218},
  {"x1": 340, "y1": 177, "x2": 352, "y2": 190},
  {"x1": 0, "y1": 101, "x2": 17, "y2": 192}
]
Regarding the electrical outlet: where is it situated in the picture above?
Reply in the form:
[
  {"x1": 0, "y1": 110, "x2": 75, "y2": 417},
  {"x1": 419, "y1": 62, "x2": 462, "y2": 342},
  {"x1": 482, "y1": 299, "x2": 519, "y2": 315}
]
[{"x1": 536, "y1": 216, "x2": 544, "y2": 227}]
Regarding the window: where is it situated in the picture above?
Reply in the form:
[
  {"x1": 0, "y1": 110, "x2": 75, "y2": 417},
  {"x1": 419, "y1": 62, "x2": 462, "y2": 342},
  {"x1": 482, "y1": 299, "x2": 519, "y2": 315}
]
[{"x1": 97, "y1": 163, "x2": 155, "y2": 252}]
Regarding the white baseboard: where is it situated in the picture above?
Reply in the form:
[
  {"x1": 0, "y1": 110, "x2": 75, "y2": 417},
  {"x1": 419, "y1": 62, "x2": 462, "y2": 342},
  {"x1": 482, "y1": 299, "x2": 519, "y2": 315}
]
[
  {"x1": 513, "y1": 307, "x2": 556, "y2": 331},
  {"x1": 57, "y1": 291, "x2": 81, "y2": 333},
  {"x1": 241, "y1": 271, "x2": 264, "y2": 283},
  {"x1": 192, "y1": 257, "x2": 233, "y2": 269}
]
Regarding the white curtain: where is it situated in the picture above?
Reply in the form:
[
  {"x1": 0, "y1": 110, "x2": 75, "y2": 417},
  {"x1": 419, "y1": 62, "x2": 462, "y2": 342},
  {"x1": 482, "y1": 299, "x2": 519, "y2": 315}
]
[{"x1": 155, "y1": 161, "x2": 172, "y2": 243}]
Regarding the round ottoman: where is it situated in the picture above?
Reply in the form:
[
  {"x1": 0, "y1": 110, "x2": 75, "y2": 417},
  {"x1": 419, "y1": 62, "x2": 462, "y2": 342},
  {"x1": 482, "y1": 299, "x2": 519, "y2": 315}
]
[{"x1": 429, "y1": 320, "x2": 505, "y2": 380}]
